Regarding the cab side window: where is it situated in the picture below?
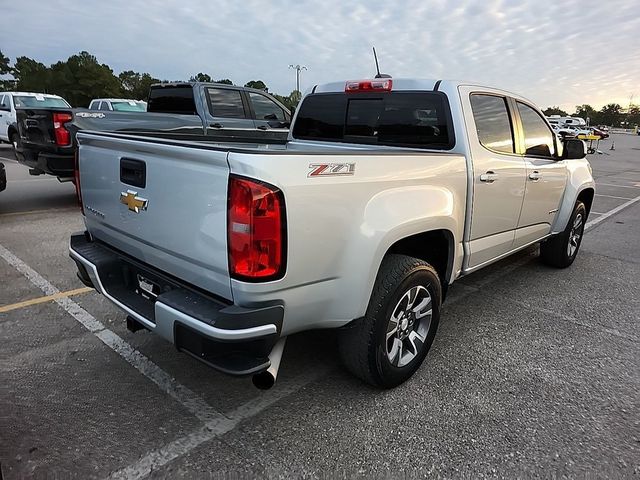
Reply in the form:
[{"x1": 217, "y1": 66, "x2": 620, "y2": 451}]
[
  {"x1": 249, "y1": 92, "x2": 286, "y2": 122},
  {"x1": 207, "y1": 88, "x2": 246, "y2": 118},
  {"x1": 470, "y1": 94, "x2": 515, "y2": 154},
  {"x1": 99, "y1": 102, "x2": 111, "y2": 111},
  {"x1": 517, "y1": 102, "x2": 555, "y2": 157}
]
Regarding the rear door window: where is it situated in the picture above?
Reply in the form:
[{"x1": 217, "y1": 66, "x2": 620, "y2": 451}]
[
  {"x1": 206, "y1": 88, "x2": 246, "y2": 118},
  {"x1": 293, "y1": 92, "x2": 454, "y2": 149},
  {"x1": 99, "y1": 102, "x2": 111, "y2": 111},
  {"x1": 470, "y1": 94, "x2": 515, "y2": 154}
]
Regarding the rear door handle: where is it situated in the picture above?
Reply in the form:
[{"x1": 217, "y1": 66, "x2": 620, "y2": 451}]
[
  {"x1": 479, "y1": 171, "x2": 498, "y2": 183},
  {"x1": 210, "y1": 123, "x2": 224, "y2": 129},
  {"x1": 528, "y1": 171, "x2": 541, "y2": 181}
]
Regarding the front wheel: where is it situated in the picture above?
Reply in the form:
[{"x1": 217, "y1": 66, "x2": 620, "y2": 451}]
[
  {"x1": 338, "y1": 254, "x2": 441, "y2": 388},
  {"x1": 540, "y1": 201, "x2": 586, "y2": 268},
  {"x1": 10, "y1": 132, "x2": 20, "y2": 155}
]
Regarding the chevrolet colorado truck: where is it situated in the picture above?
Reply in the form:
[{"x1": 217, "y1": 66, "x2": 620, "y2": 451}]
[
  {"x1": 69, "y1": 78, "x2": 594, "y2": 389},
  {"x1": 16, "y1": 82, "x2": 291, "y2": 181}
]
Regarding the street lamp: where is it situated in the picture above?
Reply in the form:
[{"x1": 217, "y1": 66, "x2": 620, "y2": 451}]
[{"x1": 289, "y1": 64, "x2": 307, "y2": 94}]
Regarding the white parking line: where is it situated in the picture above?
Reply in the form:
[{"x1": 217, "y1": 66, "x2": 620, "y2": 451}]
[
  {"x1": 107, "y1": 368, "x2": 328, "y2": 480},
  {"x1": 596, "y1": 183, "x2": 640, "y2": 189},
  {"x1": 0, "y1": 242, "x2": 225, "y2": 424},
  {"x1": 585, "y1": 194, "x2": 640, "y2": 231},
  {"x1": 594, "y1": 193, "x2": 633, "y2": 200}
]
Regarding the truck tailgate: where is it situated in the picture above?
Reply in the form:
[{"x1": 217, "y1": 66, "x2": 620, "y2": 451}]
[{"x1": 77, "y1": 132, "x2": 232, "y2": 301}]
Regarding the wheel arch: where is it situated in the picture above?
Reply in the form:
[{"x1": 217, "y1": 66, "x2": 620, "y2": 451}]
[
  {"x1": 385, "y1": 229, "x2": 455, "y2": 289},
  {"x1": 7, "y1": 123, "x2": 18, "y2": 139},
  {"x1": 577, "y1": 187, "x2": 594, "y2": 216}
]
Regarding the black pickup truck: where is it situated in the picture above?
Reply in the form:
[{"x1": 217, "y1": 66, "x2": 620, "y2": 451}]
[{"x1": 15, "y1": 82, "x2": 292, "y2": 180}]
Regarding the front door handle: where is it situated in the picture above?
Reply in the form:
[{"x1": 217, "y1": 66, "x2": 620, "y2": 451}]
[
  {"x1": 257, "y1": 125, "x2": 269, "y2": 130},
  {"x1": 528, "y1": 171, "x2": 541, "y2": 181},
  {"x1": 479, "y1": 171, "x2": 498, "y2": 183},
  {"x1": 210, "y1": 123, "x2": 224, "y2": 129}
]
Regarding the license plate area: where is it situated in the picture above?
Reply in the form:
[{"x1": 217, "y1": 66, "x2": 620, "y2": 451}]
[{"x1": 136, "y1": 274, "x2": 159, "y2": 300}]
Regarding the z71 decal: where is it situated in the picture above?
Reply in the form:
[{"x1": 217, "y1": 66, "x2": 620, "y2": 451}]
[{"x1": 308, "y1": 163, "x2": 356, "y2": 177}]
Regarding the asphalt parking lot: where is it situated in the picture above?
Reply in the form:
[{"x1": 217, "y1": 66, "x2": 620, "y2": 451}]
[{"x1": 1, "y1": 134, "x2": 639, "y2": 479}]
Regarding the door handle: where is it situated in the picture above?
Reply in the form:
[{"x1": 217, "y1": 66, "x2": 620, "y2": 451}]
[
  {"x1": 257, "y1": 125, "x2": 269, "y2": 130},
  {"x1": 210, "y1": 123, "x2": 224, "y2": 129},
  {"x1": 528, "y1": 171, "x2": 541, "y2": 181},
  {"x1": 479, "y1": 171, "x2": 498, "y2": 183}
]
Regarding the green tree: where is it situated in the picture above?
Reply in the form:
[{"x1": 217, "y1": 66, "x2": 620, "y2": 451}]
[
  {"x1": 45, "y1": 51, "x2": 121, "y2": 106},
  {"x1": 13, "y1": 56, "x2": 50, "y2": 92},
  {"x1": 215, "y1": 78, "x2": 233, "y2": 85},
  {"x1": 573, "y1": 104, "x2": 598, "y2": 124},
  {"x1": 627, "y1": 104, "x2": 640, "y2": 127},
  {"x1": 245, "y1": 80, "x2": 267, "y2": 91},
  {"x1": 190, "y1": 72, "x2": 213, "y2": 82},
  {"x1": 542, "y1": 106, "x2": 568, "y2": 116},
  {"x1": 0, "y1": 50, "x2": 16, "y2": 90},
  {"x1": 598, "y1": 103, "x2": 622, "y2": 127},
  {"x1": 119, "y1": 70, "x2": 159, "y2": 100}
]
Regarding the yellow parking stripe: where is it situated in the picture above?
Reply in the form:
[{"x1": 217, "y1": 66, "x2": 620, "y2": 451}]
[{"x1": 0, "y1": 287, "x2": 93, "y2": 313}]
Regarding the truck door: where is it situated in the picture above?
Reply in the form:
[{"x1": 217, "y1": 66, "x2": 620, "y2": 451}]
[
  {"x1": 461, "y1": 89, "x2": 527, "y2": 270},
  {"x1": 512, "y1": 100, "x2": 567, "y2": 247},
  {"x1": 204, "y1": 87, "x2": 255, "y2": 140}
]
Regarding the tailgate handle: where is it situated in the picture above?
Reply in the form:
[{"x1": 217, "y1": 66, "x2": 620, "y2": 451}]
[{"x1": 120, "y1": 158, "x2": 146, "y2": 188}]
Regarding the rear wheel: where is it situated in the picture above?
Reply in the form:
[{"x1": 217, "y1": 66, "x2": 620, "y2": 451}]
[
  {"x1": 540, "y1": 201, "x2": 586, "y2": 268},
  {"x1": 338, "y1": 254, "x2": 441, "y2": 388}
]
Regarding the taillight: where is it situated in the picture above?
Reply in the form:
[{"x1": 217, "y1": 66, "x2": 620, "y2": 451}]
[
  {"x1": 53, "y1": 112, "x2": 72, "y2": 146},
  {"x1": 345, "y1": 79, "x2": 393, "y2": 93},
  {"x1": 228, "y1": 176, "x2": 286, "y2": 281},
  {"x1": 74, "y1": 148, "x2": 83, "y2": 214}
]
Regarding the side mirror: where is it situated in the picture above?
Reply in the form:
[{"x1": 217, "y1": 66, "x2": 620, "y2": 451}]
[
  {"x1": 0, "y1": 103, "x2": 9, "y2": 111},
  {"x1": 561, "y1": 138, "x2": 587, "y2": 160}
]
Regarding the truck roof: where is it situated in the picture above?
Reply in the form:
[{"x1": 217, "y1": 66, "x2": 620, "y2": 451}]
[
  {"x1": 0, "y1": 91, "x2": 65, "y2": 98},
  {"x1": 310, "y1": 78, "x2": 534, "y2": 104}
]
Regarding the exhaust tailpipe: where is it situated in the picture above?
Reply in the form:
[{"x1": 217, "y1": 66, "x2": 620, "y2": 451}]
[{"x1": 252, "y1": 337, "x2": 287, "y2": 390}]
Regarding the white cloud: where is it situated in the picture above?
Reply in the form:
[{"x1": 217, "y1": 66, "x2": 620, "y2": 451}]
[{"x1": 1, "y1": 0, "x2": 638, "y2": 109}]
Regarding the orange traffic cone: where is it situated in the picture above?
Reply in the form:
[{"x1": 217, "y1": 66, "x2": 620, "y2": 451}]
[{"x1": 610, "y1": 141, "x2": 615, "y2": 151}]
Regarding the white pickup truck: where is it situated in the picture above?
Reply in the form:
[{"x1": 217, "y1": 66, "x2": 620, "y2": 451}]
[{"x1": 69, "y1": 78, "x2": 594, "y2": 389}]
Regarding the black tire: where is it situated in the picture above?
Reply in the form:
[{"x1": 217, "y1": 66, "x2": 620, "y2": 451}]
[
  {"x1": 540, "y1": 201, "x2": 586, "y2": 268},
  {"x1": 338, "y1": 254, "x2": 441, "y2": 388}
]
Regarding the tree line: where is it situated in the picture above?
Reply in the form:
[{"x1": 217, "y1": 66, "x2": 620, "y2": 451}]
[
  {"x1": 0, "y1": 50, "x2": 301, "y2": 110},
  {"x1": 543, "y1": 103, "x2": 639, "y2": 127}
]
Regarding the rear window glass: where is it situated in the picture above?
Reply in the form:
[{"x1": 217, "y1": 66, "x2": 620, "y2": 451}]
[
  {"x1": 147, "y1": 86, "x2": 197, "y2": 114},
  {"x1": 14, "y1": 96, "x2": 70, "y2": 108},
  {"x1": 293, "y1": 92, "x2": 454, "y2": 149}
]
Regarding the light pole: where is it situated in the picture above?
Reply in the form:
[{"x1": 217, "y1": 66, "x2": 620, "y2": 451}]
[{"x1": 289, "y1": 64, "x2": 307, "y2": 94}]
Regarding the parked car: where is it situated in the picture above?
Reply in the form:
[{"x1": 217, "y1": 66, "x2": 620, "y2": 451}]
[
  {"x1": 0, "y1": 162, "x2": 6, "y2": 192},
  {"x1": 16, "y1": 83, "x2": 291, "y2": 181},
  {"x1": 0, "y1": 91, "x2": 70, "y2": 154},
  {"x1": 589, "y1": 127, "x2": 609, "y2": 139},
  {"x1": 88, "y1": 98, "x2": 147, "y2": 112},
  {"x1": 69, "y1": 78, "x2": 594, "y2": 390}
]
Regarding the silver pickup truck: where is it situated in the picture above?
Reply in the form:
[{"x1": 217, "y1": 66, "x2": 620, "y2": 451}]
[{"x1": 69, "y1": 78, "x2": 594, "y2": 389}]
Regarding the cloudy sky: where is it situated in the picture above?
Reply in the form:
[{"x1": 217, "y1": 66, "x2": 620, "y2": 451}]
[{"x1": 1, "y1": 0, "x2": 638, "y2": 110}]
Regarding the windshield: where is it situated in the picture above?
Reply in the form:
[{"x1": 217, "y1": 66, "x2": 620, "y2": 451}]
[
  {"x1": 111, "y1": 101, "x2": 147, "y2": 112},
  {"x1": 13, "y1": 95, "x2": 70, "y2": 108}
]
